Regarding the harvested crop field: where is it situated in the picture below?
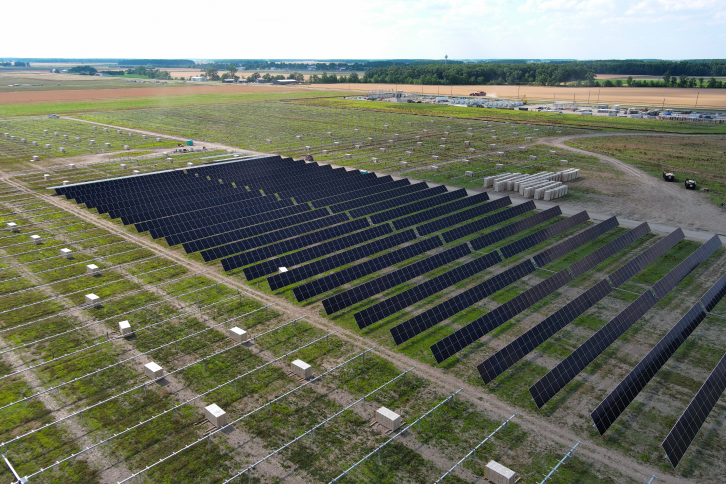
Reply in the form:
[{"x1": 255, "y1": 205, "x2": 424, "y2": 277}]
[{"x1": 314, "y1": 83, "x2": 726, "y2": 109}]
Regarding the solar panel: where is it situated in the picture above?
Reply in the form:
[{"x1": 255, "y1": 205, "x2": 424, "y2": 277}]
[
  {"x1": 241, "y1": 224, "x2": 392, "y2": 278},
  {"x1": 652, "y1": 235, "x2": 722, "y2": 299},
  {"x1": 370, "y1": 189, "x2": 467, "y2": 225},
  {"x1": 322, "y1": 243, "x2": 470, "y2": 315},
  {"x1": 219, "y1": 218, "x2": 370, "y2": 269},
  {"x1": 354, "y1": 251, "x2": 504, "y2": 329},
  {"x1": 533, "y1": 217, "x2": 618, "y2": 268},
  {"x1": 609, "y1": 228, "x2": 684, "y2": 287},
  {"x1": 499, "y1": 211, "x2": 590, "y2": 259},
  {"x1": 468, "y1": 205, "x2": 562, "y2": 251},
  {"x1": 309, "y1": 176, "x2": 403, "y2": 208},
  {"x1": 570, "y1": 222, "x2": 651, "y2": 278},
  {"x1": 267, "y1": 229, "x2": 416, "y2": 292},
  {"x1": 442, "y1": 200, "x2": 537, "y2": 244},
  {"x1": 326, "y1": 180, "x2": 426, "y2": 212},
  {"x1": 417, "y1": 196, "x2": 511, "y2": 237},
  {"x1": 478, "y1": 278, "x2": 613, "y2": 384},
  {"x1": 592, "y1": 302, "x2": 707, "y2": 436},
  {"x1": 701, "y1": 272, "x2": 726, "y2": 311},
  {"x1": 529, "y1": 290, "x2": 657, "y2": 409},
  {"x1": 430, "y1": 269, "x2": 573, "y2": 364},
  {"x1": 295, "y1": 236, "x2": 442, "y2": 302},
  {"x1": 390, "y1": 260, "x2": 535, "y2": 345},
  {"x1": 391, "y1": 192, "x2": 489, "y2": 230},
  {"x1": 349, "y1": 185, "x2": 448, "y2": 219},
  {"x1": 662, "y1": 352, "x2": 726, "y2": 468},
  {"x1": 199, "y1": 212, "x2": 351, "y2": 260}
]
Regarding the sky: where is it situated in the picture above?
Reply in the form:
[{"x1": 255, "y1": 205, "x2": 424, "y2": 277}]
[{"x1": 3, "y1": 0, "x2": 724, "y2": 60}]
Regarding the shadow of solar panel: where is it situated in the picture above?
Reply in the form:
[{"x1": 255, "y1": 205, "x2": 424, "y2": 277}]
[
  {"x1": 478, "y1": 279, "x2": 613, "y2": 384},
  {"x1": 569, "y1": 222, "x2": 651, "y2": 278},
  {"x1": 662, "y1": 352, "x2": 726, "y2": 468},
  {"x1": 429, "y1": 269, "x2": 572, "y2": 364},
  {"x1": 533, "y1": 216, "x2": 618, "y2": 268},
  {"x1": 241, "y1": 224, "x2": 392, "y2": 278},
  {"x1": 198, "y1": 213, "x2": 350, "y2": 260},
  {"x1": 609, "y1": 228, "x2": 685, "y2": 287},
  {"x1": 349, "y1": 185, "x2": 448, "y2": 219},
  {"x1": 500, "y1": 211, "x2": 589, "y2": 259},
  {"x1": 701, "y1": 272, "x2": 726, "y2": 311},
  {"x1": 370, "y1": 189, "x2": 467, "y2": 225},
  {"x1": 295, "y1": 236, "x2": 441, "y2": 303},
  {"x1": 652, "y1": 235, "x2": 722, "y2": 299},
  {"x1": 392, "y1": 192, "x2": 490, "y2": 231},
  {"x1": 354, "y1": 251, "x2": 504, "y2": 329},
  {"x1": 417, "y1": 196, "x2": 511, "y2": 237},
  {"x1": 443, "y1": 200, "x2": 536, "y2": 244},
  {"x1": 592, "y1": 302, "x2": 706, "y2": 436},
  {"x1": 322, "y1": 243, "x2": 470, "y2": 315},
  {"x1": 311, "y1": 177, "x2": 405, "y2": 208},
  {"x1": 218, "y1": 217, "x2": 370, "y2": 268},
  {"x1": 468, "y1": 205, "x2": 562, "y2": 251},
  {"x1": 268, "y1": 229, "x2": 416, "y2": 292},
  {"x1": 529, "y1": 290, "x2": 657, "y2": 409},
  {"x1": 182, "y1": 208, "x2": 331, "y2": 253},
  {"x1": 327, "y1": 181, "x2": 426, "y2": 213},
  {"x1": 391, "y1": 260, "x2": 535, "y2": 345}
]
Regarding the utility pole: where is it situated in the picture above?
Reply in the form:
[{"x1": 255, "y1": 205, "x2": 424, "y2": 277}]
[{"x1": 695, "y1": 92, "x2": 699, "y2": 108}]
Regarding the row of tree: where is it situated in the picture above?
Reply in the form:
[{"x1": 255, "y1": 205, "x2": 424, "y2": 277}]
[{"x1": 1, "y1": 61, "x2": 27, "y2": 67}]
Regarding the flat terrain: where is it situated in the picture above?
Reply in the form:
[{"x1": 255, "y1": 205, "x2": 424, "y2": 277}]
[{"x1": 312, "y1": 83, "x2": 726, "y2": 109}]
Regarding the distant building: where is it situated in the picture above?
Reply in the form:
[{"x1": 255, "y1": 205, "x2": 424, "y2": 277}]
[
  {"x1": 95, "y1": 73, "x2": 109, "y2": 76},
  {"x1": 256, "y1": 78, "x2": 268, "y2": 83},
  {"x1": 306, "y1": 65, "x2": 316, "y2": 71},
  {"x1": 190, "y1": 76, "x2": 207, "y2": 82},
  {"x1": 275, "y1": 79, "x2": 298, "y2": 85}
]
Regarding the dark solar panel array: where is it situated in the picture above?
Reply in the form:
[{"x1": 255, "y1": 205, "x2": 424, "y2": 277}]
[
  {"x1": 533, "y1": 217, "x2": 618, "y2": 268},
  {"x1": 652, "y1": 235, "x2": 722, "y2": 299},
  {"x1": 569, "y1": 223, "x2": 651, "y2": 278},
  {"x1": 326, "y1": 181, "x2": 427, "y2": 213},
  {"x1": 442, "y1": 200, "x2": 537, "y2": 244},
  {"x1": 311, "y1": 178, "x2": 409, "y2": 209},
  {"x1": 591, "y1": 303, "x2": 707, "y2": 436},
  {"x1": 218, "y1": 218, "x2": 371, "y2": 268},
  {"x1": 499, "y1": 211, "x2": 590, "y2": 259},
  {"x1": 478, "y1": 279, "x2": 613, "y2": 384},
  {"x1": 417, "y1": 196, "x2": 511, "y2": 237},
  {"x1": 701, "y1": 272, "x2": 726, "y2": 311},
  {"x1": 348, "y1": 185, "x2": 448, "y2": 219},
  {"x1": 295, "y1": 236, "x2": 442, "y2": 303},
  {"x1": 390, "y1": 260, "x2": 535, "y2": 345},
  {"x1": 391, "y1": 192, "x2": 489, "y2": 230},
  {"x1": 468, "y1": 206, "x2": 562, "y2": 251},
  {"x1": 182, "y1": 208, "x2": 331, "y2": 253},
  {"x1": 354, "y1": 251, "x2": 504, "y2": 329},
  {"x1": 369, "y1": 189, "x2": 467, "y2": 225},
  {"x1": 322, "y1": 243, "x2": 471, "y2": 315},
  {"x1": 267, "y1": 229, "x2": 416, "y2": 291},
  {"x1": 609, "y1": 228, "x2": 685, "y2": 287},
  {"x1": 430, "y1": 269, "x2": 573, "y2": 364},
  {"x1": 529, "y1": 291, "x2": 658, "y2": 409},
  {"x1": 241, "y1": 224, "x2": 392, "y2": 278},
  {"x1": 199, "y1": 213, "x2": 351, "y2": 260},
  {"x1": 662, "y1": 352, "x2": 726, "y2": 468},
  {"x1": 162, "y1": 203, "x2": 311, "y2": 245}
]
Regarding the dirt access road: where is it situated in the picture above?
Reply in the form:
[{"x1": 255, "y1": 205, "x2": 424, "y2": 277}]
[{"x1": 538, "y1": 133, "x2": 726, "y2": 235}]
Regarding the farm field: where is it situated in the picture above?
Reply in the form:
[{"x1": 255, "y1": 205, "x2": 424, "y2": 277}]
[
  {"x1": 311, "y1": 83, "x2": 726, "y2": 109},
  {"x1": 1, "y1": 89, "x2": 725, "y2": 484}
]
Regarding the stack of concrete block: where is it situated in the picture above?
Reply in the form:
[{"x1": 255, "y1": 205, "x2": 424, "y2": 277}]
[
  {"x1": 544, "y1": 185, "x2": 569, "y2": 201},
  {"x1": 483, "y1": 172, "x2": 519, "y2": 190},
  {"x1": 534, "y1": 183, "x2": 564, "y2": 200},
  {"x1": 514, "y1": 172, "x2": 558, "y2": 193},
  {"x1": 556, "y1": 168, "x2": 580, "y2": 182}
]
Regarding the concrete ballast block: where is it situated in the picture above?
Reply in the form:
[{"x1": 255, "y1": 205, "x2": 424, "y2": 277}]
[
  {"x1": 144, "y1": 362, "x2": 163, "y2": 379},
  {"x1": 85, "y1": 293, "x2": 101, "y2": 307},
  {"x1": 119, "y1": 320, "x2": 132, "y2": 335},
  {"x1": 205, "y1": 404, "x2": 228, "y2": 427},
  {"x1": 376, "y1": 407, "x2": 402, "y2": 431},
  {"x1": 291, "y1": 359, "x2": 312, "y2": 379},
  {"x1": 229, "y1": 326, "x2": 249, "y2": 343}
]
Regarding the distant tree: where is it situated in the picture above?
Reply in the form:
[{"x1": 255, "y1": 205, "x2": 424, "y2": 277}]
[
  {"x1": 69, "y1": 65, "x2": 97, "y2": 75},
  {"x1": 699, "y1": 77, "x2": 704, "y2": 87},
  {"x1": 205, "y1": 67, "x2": 219, "y2": 80},
  {"x1": 603, "y1": 79, "x2": 615, "y2": 87},
  {"x1": 262, "y1": 73, "x2": 272, "y2": 81},
  {"x1": 349, "y1": 72, "x2": 360, "y2": 83},
  {"x1": 227, "y1": 64, "x2": 237, "y2": 77},
  {"x1": 679, "y1": 74, "x2": 688, "y2": 87},
  {"x1": 707, "y1": 77, "x2": 718, "y2": 88},
  {"x1": 627, "y1": 76, "x2": 634, "y2": 86},
  {"x1": 662, "y1": 72, "x2": 671, "y2": 85},
  {"x1": 13, "y1": 61, "x2": 26, "y2": 67},
  {"x1": 615, "y1": 79, "x2": 623, "y2": 87}
]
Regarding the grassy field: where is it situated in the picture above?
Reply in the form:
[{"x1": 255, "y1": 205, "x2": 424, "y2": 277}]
[
  {"x1": 566, "y1": 135, "x2": 726, "y2": 205},
  {"x1": 295, "y1": 98, "x2": 726, "y2": 134}
]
